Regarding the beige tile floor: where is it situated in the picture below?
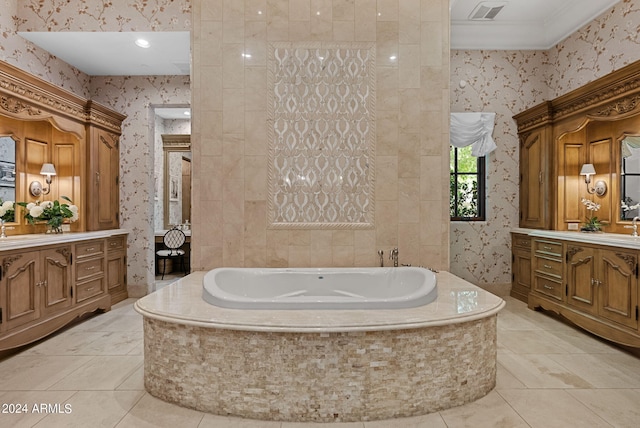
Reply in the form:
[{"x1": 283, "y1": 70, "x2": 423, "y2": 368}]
[{"x1": 1, "y1": 293, "x2": 640, "y2": 427}]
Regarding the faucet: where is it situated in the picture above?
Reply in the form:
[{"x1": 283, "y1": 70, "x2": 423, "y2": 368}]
[
  {"x1": 389, "y1": 248, "x2": 399, "y2": 267},
  {"x1": 377, "y1": 250, "x2": 384, "y2": 267},
  {"x1": 625, "y1": 216, "x2": 640, "y2": 237}
]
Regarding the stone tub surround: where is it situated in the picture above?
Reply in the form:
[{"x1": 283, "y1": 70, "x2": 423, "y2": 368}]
[{"x1": 135, "y1": 271, "x2": 504, "y2": 422}]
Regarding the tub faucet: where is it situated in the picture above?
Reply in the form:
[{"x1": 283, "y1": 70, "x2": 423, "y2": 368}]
[
  {"x1": 625, "y1": 216, "x2": 640, "y2": 237},
  {"x1": 389, "y1": 248, "x2": 399, "y2": 267},
  {"x1": 377, "y1": 250, "x2": 384, "y2": 267}
]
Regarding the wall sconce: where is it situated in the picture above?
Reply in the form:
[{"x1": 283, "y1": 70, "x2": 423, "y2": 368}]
[
  {"x1": 580, "y1": 163, "x2": 607, "y2": 196},
  {"x1": 29, "y1": 163, "x2": 57, "y2": 197}
]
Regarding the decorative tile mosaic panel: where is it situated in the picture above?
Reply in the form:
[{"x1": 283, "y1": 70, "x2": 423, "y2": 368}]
[{"x1": 267, "y1": 43, "x2": 376, "y2": 229}]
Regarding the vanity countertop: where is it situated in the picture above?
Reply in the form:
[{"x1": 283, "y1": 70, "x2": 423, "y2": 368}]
[
  {"x1": 514, "y1": 229, "x2": 640, "y2": 250},
  {"x1": 154, "y1": 229, "x2": 191, "y2": 237},
  {"x1": 0, "y1": 229, "x2": 129, "y2": 251}
]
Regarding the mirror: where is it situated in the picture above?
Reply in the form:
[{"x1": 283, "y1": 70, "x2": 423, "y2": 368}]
[
  {"x1": 621, "y1": 135, "x2": 640, "y2": 220},
  {"x1": 162, "y1": 134, "x2": 191, "y2": 229},
  {"x1": 0, "y1": 135, "x2": 17, "y2": 208}
]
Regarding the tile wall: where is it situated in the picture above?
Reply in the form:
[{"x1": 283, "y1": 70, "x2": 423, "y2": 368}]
[{"x1": 190, "y1": 0, "x2": 451, "y2": 271}]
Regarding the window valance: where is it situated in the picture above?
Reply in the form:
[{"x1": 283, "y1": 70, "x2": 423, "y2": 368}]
[{"x1": 450, "y1": 112, "x2": 497, "y2": 157}]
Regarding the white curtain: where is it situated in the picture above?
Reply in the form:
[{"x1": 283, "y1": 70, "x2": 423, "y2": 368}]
[{"x1": 450, "y1": 112, "x2": 497, "y2": 157}]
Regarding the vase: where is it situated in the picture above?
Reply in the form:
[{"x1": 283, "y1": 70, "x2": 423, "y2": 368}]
[
  {"x1": 46, "y1": 224, "x2": 64, "y2": 234},
  {"x1": 0, "y1": 219, "x2": 5, "y2": 238}
]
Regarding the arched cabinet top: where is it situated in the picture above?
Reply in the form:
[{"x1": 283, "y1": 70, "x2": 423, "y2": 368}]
[{"x1": 0, "y1": 60, "x2": 125, "y2": 136}]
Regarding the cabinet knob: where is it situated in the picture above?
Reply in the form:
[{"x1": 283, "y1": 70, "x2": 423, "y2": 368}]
[
  {"x1": 543, "y1": 284, "x2": 554, "y2": 290},
  {"x1": 544, "y1": 264, "x2": 553, "y2": 269}
]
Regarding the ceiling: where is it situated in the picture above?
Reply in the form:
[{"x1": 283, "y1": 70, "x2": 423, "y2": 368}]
[
  {"x1": 17, "y1": 0, "x2": 620, "y2": 76},
  {"x1": 155, "y1": 107, "x2": 191, "y2": 120},
  {"x1": 18, "y1": 31, "x2": 190, "y2": 76},
  {"x1": 451, "y1": 0, "x2": 621, "y2": 49}
]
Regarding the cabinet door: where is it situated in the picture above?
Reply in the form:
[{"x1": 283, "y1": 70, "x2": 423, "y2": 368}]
[
  {"x1": 87, "y1": 128, "x2": 120, "y2": 230},
  {"x1": 566, "y1": 245, "x2": 597, "y2": 314},
  {"x1": 107, "y1": 252, "x2": 126, "y2": 294},
  {"x1": 519, "y1": 127, "x2": 550, "y2": 229},
  {"x1": 1, "y1": 251, "x2": 40, "y2": 331},
  {"x1": 598, "y1": 249, "x2": 638, "y2": 330},
  {"x1": 512, "y1": 247, "x2": 532, "y2": 301},
  {"x1": 40, "y1": 246, "x2": 73, "y2": 316}
]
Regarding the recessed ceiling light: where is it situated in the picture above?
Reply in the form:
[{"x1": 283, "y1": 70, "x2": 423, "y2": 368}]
[{"x1": 135, "y1": 38, "x2": 150, "y2": 48}]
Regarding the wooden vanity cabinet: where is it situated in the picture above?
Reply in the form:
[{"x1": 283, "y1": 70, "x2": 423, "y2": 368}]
[
  {"x1": 565, "y1": 244, "x2": 638, "y2": 331},
  {"x1": 0, "y1": 233, "x2": 127, "y2": 351},
  {"x1": 0, "y1": 244, "x2": 87, "y2": 350},
  {"x1": 529, "y1": 236, "x2": 640, "y2": 347},
  {"x1": 510, "y1": 233, "x2": 532, "y2": 303},
  {"x1": 0, "y1": 245, "x2": 73, "y2": 333}
]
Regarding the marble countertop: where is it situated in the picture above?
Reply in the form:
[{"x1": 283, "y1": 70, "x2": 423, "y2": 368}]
[
  {"x1": 134, "y1": 271, "x2": 505, "y2": 333},
  {"x1": 154, "y1": 229, "x2": 191, "y2": 237},
  {"x1": 513, "y1": 229, "x2": 640, "y2": 250},
  {"x1": 0, "y1": 229, "x2": 129, "y2": 251}
]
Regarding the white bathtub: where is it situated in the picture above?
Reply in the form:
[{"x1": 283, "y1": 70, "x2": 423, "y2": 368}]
[{"x1": 202, "y1": 267, "x2": 437, "y2": 309}]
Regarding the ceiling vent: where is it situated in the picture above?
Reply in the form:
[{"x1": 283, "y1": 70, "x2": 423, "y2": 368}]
[{"x1": 469, "y1": 2, "x2": 507, "y2": 21}]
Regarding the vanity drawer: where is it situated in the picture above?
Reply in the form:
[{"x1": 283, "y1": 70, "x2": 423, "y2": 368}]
[
  {"x1": 76, "y1": 278, "x2": 105, "y2": 303},
  {"x1": 534, "y1": 275, "x2": 563, "y2": 301},
  {"x1": 75, "y1": 240, "x2": 105, "y2": 261},
  {"x1": 512, "y1": 234, "x2": 531, "y2": 250},
  {"x1": 534, "y1": 239, "x2": 562, "y2": 257},
  {"x1": 534, "y1": 256, "x2": 563, "y2": 278},
  {"x1": 107, "y1": 236, "x2": 125, "y2": 252},
  {"x1": 76, "y1": 258, "x2": 105, "y2": 282}
]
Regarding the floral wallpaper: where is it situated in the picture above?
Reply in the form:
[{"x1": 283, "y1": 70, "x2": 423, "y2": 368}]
[
  {"x1": 548, "y1": 0, "x2": 640, "y2": 98},
  {"x1": 16, "y1": 0, "x2": 191, "y2": 32},
  {"x1": 1, "y1": 0, "x2": 90, "y2": 96},
  {"x1": 90, "y1": 76, "x2": 190, "y2": 294},
  {"x1": 450, "y1": 0, "x2": 640, "y2": 288}
]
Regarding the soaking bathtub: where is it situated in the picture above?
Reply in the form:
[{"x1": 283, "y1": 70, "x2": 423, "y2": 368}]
[
  {"x1": 136, "y1": 270, "x2": 505, "y2": 422},
  {"x1": 202, "y1": 267, "x2": 437, "y2": 309}
]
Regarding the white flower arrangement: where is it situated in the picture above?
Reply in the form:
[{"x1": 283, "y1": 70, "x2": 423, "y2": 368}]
[
  {"x1": 581, "y1": 198, "x2": 602, "y2": 231},
  {"x1": 0, "y1": 199, "x2": 15, "y2": 222},
  {"x1": 18, "y1": 196, "x2": 79, "y2": 233}
]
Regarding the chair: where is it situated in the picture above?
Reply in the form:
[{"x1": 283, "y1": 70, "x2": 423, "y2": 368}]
[{"x1": 156, "y1": 227, "x2": 187, "y2": 279}]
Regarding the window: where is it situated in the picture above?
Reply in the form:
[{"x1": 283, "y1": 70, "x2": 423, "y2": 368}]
[{"x1": 450, "y1": 145, "x2": 485, "y2": 221}]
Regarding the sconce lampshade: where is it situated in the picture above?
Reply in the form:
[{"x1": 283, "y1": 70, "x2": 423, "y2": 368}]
[
  {"x1": 580, "y1": 163, "x2": 596, "y2": 176},
  {"x1": 40, "y1": 163, "x2": 57, "y2": 176}
]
